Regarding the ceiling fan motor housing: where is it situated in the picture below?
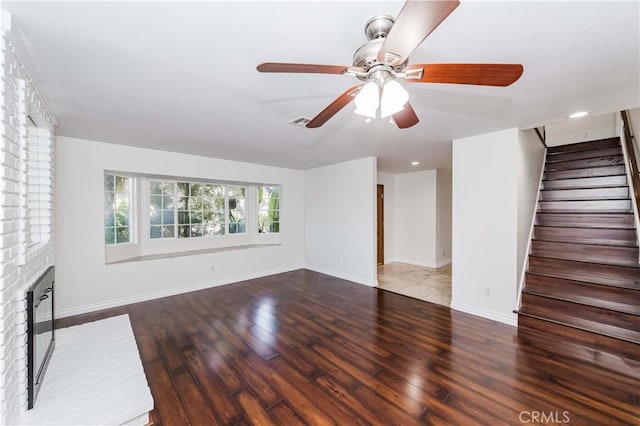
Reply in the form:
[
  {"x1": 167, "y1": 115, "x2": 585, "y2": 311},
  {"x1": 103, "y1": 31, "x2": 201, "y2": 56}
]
[{"x1": 353, "y1": 15, "x2": 408, "y2": 82}]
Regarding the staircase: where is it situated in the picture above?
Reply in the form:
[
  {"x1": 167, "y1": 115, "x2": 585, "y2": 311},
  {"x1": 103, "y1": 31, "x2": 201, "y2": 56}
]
[{"x1": 518, "y1": 137, "x2": 640, "y2": 366}]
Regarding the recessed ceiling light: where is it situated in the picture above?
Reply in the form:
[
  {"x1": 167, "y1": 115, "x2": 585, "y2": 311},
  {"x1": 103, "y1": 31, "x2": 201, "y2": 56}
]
[
  {"x1": 411, "y1": 161, "x2": 420, "y2": 166},
  {"x1": 569, "y1": 111, "x2": 589, "y2": 119}
]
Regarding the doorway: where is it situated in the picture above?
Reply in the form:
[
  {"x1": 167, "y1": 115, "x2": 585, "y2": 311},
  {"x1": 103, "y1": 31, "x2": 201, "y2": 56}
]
[{"x1": 377, "y1": 184, "x2": 384, "y2": 265}]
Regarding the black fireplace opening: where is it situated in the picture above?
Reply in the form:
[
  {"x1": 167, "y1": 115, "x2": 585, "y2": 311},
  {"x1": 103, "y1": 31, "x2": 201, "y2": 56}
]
[{"x1": 27, "y1": 265, "x2": 55, "y2": 409}]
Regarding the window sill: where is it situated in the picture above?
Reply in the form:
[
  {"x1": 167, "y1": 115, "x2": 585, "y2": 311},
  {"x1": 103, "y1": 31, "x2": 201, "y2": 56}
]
[{"x1": 106, "y1": 243, "x2": 282, "y2": 265}]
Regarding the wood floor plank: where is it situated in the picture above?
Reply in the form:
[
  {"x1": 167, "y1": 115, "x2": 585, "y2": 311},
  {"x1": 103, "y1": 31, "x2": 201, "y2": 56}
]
[
  {"x1": 143, "y1": 360, "x2": 192, "y2": 425},
  {"x1": 57, "y1": 269, "x2": 640, "y2": 425},
  {"x1": 234, "y1": 390, "x2": 278, "y2": 426},
  {"x1": 212, "y1": 340, "x2": 282, "y2": 408},
  {"x1": 268, "y1": 401, "x2": 305, "y2": 424},
  {"x1": 171, "y1": 369, "x2": 219, "y2": 425}
]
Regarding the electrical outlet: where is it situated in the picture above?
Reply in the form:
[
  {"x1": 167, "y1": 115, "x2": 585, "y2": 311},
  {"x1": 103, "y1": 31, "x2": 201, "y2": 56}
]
[
  {"x1": 484, "y1": 288, "x2": 491, "y2": 297},
  {"x1": 440, "y1": 250, "x2": 445, "y2": 256}
]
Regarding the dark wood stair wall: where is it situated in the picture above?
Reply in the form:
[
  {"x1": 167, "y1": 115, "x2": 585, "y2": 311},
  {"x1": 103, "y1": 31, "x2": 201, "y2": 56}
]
[{"x1": 518, "y1": 137, "x2": 640, "y2": 366}]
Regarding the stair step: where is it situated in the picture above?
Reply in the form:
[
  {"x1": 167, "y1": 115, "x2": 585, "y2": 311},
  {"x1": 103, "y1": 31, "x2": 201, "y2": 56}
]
[
  {"x1": 541, "y1": 175, "x2": 627, "y2": 190},
  {"x1": 530, "y1": 240, "x2": 639, "y2": 267},
  {"x1": 527, "y1": 256, "x2": 640, "y2": 289},
  {"x1": 547, "y1": 137, "x2": 621, "y2": 154},
  {"x1": 538, "y1": 199, "x2": 631, "y2": 212},
  {"x1": 544, "y1": 155, "x2": 624, "y2": 172},
  {"x1": 546, "y1": 147, "x2": 622, "y2": 163},
  {"x1": 517, "y1": 326, "x2": 640, "y2": 378},
  {"x1": 521, "y1": 293, "x2": 639, "y2": 331},
  {"x1": 524, "y1": 273, "x2": 640, "y2": 315},
  {"x1": 518, "y1": 314, "x2": 640, "y2": 362},
  {"x1": 535, "y1": 212, "x2": 636, "y2": 229},
  {"x1": 533, "y1": 226, "x2": 637, "y2": 247},
  {"x1": 539, "y1": 186, "x2": 629, "y2": 201},
  {"x1": 544, "y1": 165, "x2": 626, "y2": 180},
  {"x1": 519, "y1": 301, "x2": 640, "y2": 344}
]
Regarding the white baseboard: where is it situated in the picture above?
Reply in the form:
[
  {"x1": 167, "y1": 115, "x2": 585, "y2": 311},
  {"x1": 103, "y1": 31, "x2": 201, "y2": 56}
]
[
  {"x1": 450, "y1": 301, "x2": 517, "y2": 327},
  {"x1": 56, "y1": 264, "x2": 306, "y2": 319},
  {"x1": 393, "y1": 257, "x2": 451, "y2": 269},
  {"x1": 304, "y1": 265, "x2": 377, "y2": 287},
  {"x1": 435, "y1": 258, "x2": 452, "y2": 268}
]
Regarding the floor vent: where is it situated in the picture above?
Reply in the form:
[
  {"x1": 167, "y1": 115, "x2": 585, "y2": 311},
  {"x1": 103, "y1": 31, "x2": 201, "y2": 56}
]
[{"x1": 288, "y1": 116, "x2": 311, "y2": 127}]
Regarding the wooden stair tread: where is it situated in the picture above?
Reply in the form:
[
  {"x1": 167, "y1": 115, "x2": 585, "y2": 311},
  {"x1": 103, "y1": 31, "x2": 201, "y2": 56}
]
[
  {"x1": 530, "y1": 240, "x2": 639, "y2": 267},
  {"x1": 541, "y1": 175, "x2": 627, "y2": 190},
  {"x1": 522, "y1": 293, "x2": 638, "y2": 330},
  {"x1": 535, "y1": 212, "x2": 636, "y2": 229},
  {"x1": 527, "y1": 256, "x2": 640, "y2": 289},
  {"x1": 547, "y1": 137, "x2": 621, "y2": 154},
  {"x1": 532, "y1": 232, "x2": 637, "y2": 247},
  {"x1": 544, "y1": 156, "x2": 624, "y2": 172},
  {"x1": 523, "y1": 287, "x2": 640, "y2": 316},
  {"x1": 516, "y1": 327, "x2": 640, "y2": 378},
  {"x1": 518, "y1": 314, "x2": 640, "y2": 363},
  {"x1": 524, "y1": 273, "x2": 640, "y2": 314},
  {"x1": 544, "y1": 165, "x2": 626, "y2": 180},
  {"x1": 546, "y1": 147, "x2": 622, "y2": 163},
  {"x1": 539, "y1": 187, "x2": 629, "y2": 201},
  {"x1": 532, "y1": 227, "x2": 638, "y2": 246},
  {"x1": 537, "y1": 209, "x2": 633, "y2": 214},
  {"x1": 518, "y1": 306, "x2": 640, "y2": 344}
]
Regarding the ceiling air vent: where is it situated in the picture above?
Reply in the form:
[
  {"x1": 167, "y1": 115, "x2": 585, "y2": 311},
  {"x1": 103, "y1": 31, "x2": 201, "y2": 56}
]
[{"x1": 288, "y1": 116, "x2": 311, "y2": 127}]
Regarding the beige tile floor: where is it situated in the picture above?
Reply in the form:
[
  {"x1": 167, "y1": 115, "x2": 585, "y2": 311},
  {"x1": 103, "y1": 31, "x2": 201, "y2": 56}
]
[{"x1": 377, "y1": 262, "x2": 452, "y2": 307}]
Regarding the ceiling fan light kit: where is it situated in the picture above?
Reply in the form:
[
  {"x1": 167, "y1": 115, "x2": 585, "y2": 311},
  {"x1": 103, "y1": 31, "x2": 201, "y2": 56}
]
[
  {"x1": 354, "y1": 82, "x2": 379, "y2": 118},
  {"x1": 380, "y1": 80, "x2": 409, "y2": 118},
  {"x1": 257, "y1": 0, "x2": 524, "y2": 129}
]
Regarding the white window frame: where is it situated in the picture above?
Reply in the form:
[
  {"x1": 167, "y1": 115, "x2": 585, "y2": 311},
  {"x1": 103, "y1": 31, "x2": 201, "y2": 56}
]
[
  {"x1": 105, "y1": 173, "x2": 280, "y2": 263},
  {"x1": 257, "y1": 185, "x2": 281, "y2": 234},
  {"x1": 104, "y1": 172, "x2": 138, "y2": 263}
]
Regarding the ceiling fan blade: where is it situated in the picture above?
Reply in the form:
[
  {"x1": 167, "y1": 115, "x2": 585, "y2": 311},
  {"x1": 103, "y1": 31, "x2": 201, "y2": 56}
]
[
  {"x1": 378, "y1": 0, "x2": 460, "y2": 67},
  {"x1": 392, "y1": 102, "x2": 419, "y2": 129},
  {"x1": 257, "y1": 62, "x2": 352, "y2": 75},
  {"x1": 306, "y1": 85, "x2": 362, "y2": 128},
  {"x1": 404, "y1": 63, "x2": 524, "y2": 86}
]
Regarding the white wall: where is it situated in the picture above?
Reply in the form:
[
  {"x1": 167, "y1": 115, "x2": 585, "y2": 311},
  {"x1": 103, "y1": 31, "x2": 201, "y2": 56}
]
[
  {"x1": 516, "y1": 130, "x2": 546, "y2": 288},
  {"x1": 545, "y1": 112, "x2": 617, "y2": 147},
  {"x1": 452, "y1": 128, "x2": 519, "y2": 325},
  {"x1": 376, "y1": 172, "x2": 396, "y2": 263},
  {"x1": 436, "y1": 168, "x2": 452, "y2": 266},
  {"x1": 391, "y1": 169, "x2": 452, "y2": 268},
  {"x1": 395, "y1": 170, "x2": 438, "y2": 267},
  {"x1": 305, "y1": 157, "x2": 377, "y2": 286},
  {"x1": 55, "y1": 136, "x2": 305, "y2": 317}
]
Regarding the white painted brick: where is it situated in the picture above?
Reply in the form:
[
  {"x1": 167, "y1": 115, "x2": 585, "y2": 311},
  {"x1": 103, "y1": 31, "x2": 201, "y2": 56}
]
[{"x1": 1, "y1": 28, "x2": 56, "y2": 426}]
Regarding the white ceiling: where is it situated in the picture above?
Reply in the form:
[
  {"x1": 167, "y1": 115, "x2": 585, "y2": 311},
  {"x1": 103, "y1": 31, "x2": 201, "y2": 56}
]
[{"x1": 4, "y1": 1, "x2": 639, "y2": 173}]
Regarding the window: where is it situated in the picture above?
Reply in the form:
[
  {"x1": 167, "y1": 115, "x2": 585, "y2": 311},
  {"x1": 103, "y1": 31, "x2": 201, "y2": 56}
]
[
  {"x1": 104, "y1": 174, "x2": 132, "y2": 244},
  {"x1": 26, "y1": 123, "x2": 53, "y2": 246},
  {"x1": 149, "y1": 180, "x2": 244, "y2": 239},
  {"x1": 149, "y1": 181, "x2": 176, "y2": 239},
  {"x1": 228, "y1": 186, "x2": 246, "y2": 234},
  {"x1": 104, "y1": 173, "x2": 281, "y2": 262},
  {"x1": 258, "y1": 186, "x2": 280, "y2": 233}
]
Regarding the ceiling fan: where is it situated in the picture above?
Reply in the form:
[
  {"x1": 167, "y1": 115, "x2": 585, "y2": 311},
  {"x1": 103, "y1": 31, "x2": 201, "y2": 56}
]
[{"x1": 257, "y1": 0, "x2": 523, "y2": 129}]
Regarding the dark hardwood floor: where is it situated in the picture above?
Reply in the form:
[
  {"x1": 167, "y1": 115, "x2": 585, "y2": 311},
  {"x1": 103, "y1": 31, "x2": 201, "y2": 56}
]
[{"x1": 57, "y1": 269, "x2": 640, "y2": 425}]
